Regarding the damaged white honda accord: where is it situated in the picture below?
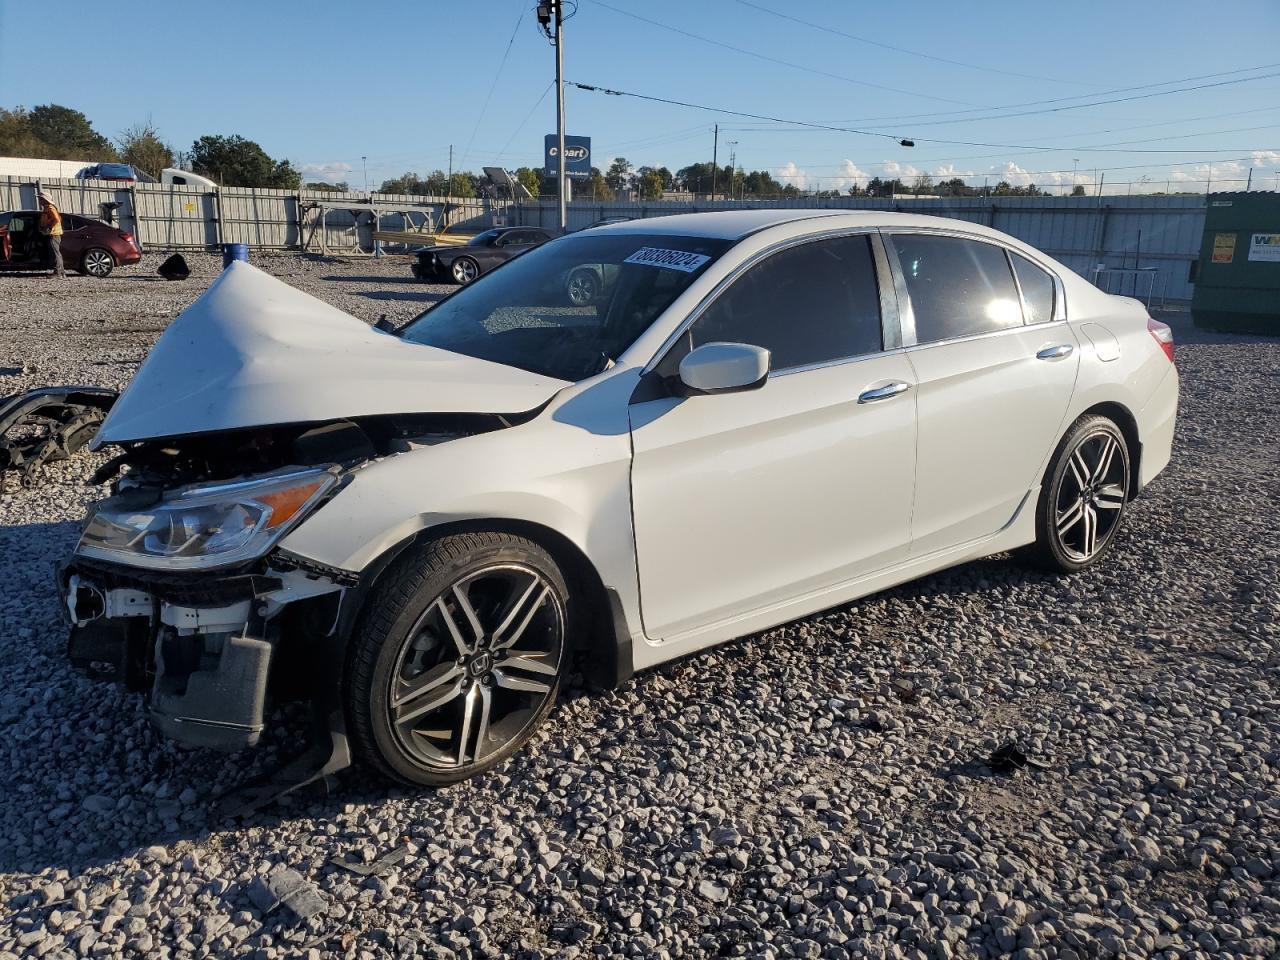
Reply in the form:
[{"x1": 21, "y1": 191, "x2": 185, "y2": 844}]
[{"x1": 60, "y1": 210, "x2": 1178, "y2": 788}]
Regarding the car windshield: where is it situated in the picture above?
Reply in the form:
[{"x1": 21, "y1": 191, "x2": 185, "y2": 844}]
[
  {"x1": 466, "y1": 230, "x2": 501, "y2": 246},
  {"x1": 97, "y1": 163, "x2": 134, "y2": 178},
  {"x1": 400, "y1": 233, "x2": 732, "y2": 381}
]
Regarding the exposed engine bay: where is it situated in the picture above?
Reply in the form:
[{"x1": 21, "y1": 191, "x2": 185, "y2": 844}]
[{"x1": 59, "y1": 410, "x2": 519, "y2": 757}]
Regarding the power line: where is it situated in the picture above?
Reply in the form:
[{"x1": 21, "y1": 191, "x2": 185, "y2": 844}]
[
  {"x1": 589, "y1": 0, "x2": 987, "y2": 108},
  {"x1": 732, "y1": 0, "x2": 1092, "y2": 87},
  {"x1": 458, "y1": 2, "x2": 527, "y2": 168},
  {"x1": 497, "y1": 79, "x2": 555, "y2": 159},
  {"x1": 835, "y1": 64, "x2": 1280, "y2": 129},
  {"x1": 856, "y1": 69, "x2": 1280, "y2": 130},
  {"x1": 568, "y1": 80, "x2": 1280, "y2": 154}
]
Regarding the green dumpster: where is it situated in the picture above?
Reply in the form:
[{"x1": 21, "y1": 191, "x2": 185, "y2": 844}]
[{"x1": 1191, "y1": 191, "x2": 1280, "y2": 335}]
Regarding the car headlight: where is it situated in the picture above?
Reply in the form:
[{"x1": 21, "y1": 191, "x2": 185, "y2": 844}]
[{"x1": 77, "y1": 468, "x2": 339, "y2": 571}]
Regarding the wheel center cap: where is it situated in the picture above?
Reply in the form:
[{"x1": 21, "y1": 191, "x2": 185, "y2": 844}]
[{"x1": 468, "y1": 651, "x2": 493, "y2": 678}]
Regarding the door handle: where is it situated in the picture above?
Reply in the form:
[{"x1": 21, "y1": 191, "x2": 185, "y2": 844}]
[
  {"x1": 858, "y1": 381, "x2": 911, "y2": 404},
  {"x1": 1036, "y1": 344, "x2": 1074, "y2": 360}
]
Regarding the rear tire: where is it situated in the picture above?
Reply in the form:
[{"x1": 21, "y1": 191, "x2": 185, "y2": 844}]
[
  {"x1": 346, "y1": 532, "x2": 571, "y2": 786},
  {"x1": 1026, "y1": 414, "x2": 1131, "y2": 573},
  {"x1": 451, "y1": 257, "x2": 479, "y2": 285},
  {"x1": 80, "y1": 247, "x2": 115, "y2": 278}
]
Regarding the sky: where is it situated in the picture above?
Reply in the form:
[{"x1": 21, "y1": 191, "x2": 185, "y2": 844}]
[{"x1": 2, "y1": 0, "x2": 1279, "y2": 195}]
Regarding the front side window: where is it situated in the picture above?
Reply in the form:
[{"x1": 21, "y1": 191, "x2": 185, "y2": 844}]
[
  {"x1": 891, "y1": 234, "x2": 1023, "y2": 345},
  {"x1": 400, "y1": 233, "x2": 731, "y2": 381},
  {"x1": 683, "y1": 234, "x2": 883, "y2": 371},
  {"x1": 1011, "y1": 252, "x2": 1056, "y2": 325}
]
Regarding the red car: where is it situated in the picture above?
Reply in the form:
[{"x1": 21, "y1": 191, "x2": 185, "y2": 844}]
[{"x1": 0, "y1": 210, "x2": 142, "y2": 278}]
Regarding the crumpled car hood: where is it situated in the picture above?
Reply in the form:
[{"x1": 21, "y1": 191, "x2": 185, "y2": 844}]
[{"x1": 92, "y1": 261, "x2": 569, "y2": 448}]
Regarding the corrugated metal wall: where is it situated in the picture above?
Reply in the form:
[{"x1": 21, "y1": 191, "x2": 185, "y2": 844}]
[
  {"x1": 513, "y1": 195, "x2": 1208, "y2": 301},
  {"x1": 0, "y1": 177, "x2": 502, "y2": 255},
  {"x1": 1, "y1": 177, "x2": 1207, "y2": 300}
]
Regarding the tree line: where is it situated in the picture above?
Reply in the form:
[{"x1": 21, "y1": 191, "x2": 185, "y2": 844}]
[{"x1": 1, "y1": 103, "x2": 301, "y2": 188}]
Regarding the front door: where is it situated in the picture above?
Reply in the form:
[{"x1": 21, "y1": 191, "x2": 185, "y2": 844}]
[
  {"x1": 628, "y1": 233, "x2": 917, "y2": 640},
  {"x1": 885, "y1": 232, "x2": 1080, "y2": 555}
]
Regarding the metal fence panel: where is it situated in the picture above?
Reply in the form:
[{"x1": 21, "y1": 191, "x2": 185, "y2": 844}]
[
  {"x1": 0, "y1": 178, "x2": 1209, "y2": 298},
  {"x1": 511, "y1": 195, "x2": 1208, "y2": 301}
]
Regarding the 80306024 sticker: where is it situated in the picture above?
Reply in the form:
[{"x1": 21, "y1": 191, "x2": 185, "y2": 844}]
[{"x1": 622, "y1": 247, "x2": 712, "y2": 272}]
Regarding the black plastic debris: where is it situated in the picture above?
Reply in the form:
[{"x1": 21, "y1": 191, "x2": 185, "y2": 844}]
[
  {"x1": 988, "y1": 741, "x2": 1051, "y2": 775},
  {"x1": 330, "y1": 844, "x2": 411, "y2": 877},
  {"x1": 157, "y1": 253, "x2": 190, "y2": 281},
  {"x1": 247, "y1": 866, "x2": 326, "y2": 921},
  {"x1": 0, "y1": 387, "x2": 117, "y2": 491}
]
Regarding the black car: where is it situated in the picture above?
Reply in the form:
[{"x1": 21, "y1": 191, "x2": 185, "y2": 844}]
[{"x1": 411, "y1": 227, "x2": 554, "y2": 284}]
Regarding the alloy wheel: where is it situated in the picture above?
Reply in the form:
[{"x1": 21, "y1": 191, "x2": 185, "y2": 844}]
[
  {"x1": 387, "y1": 563, "x2": 564, "y2": 770},
  {"x1": 1053, "y1": 429, "x2": 1129, "y2": 562},
  {"x1": 452, "y1": 258, "x2": 478, "y2": 283},
  {"x1": 83, "y1": 249, "x2": 113, "y2": 277},
  {"x1": 566, "y1": 269, "x2": 598, "y2": 306}
]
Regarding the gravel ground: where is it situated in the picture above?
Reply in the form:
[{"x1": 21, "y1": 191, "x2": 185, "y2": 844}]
[{"x1": 1, "y1": 252, "x2": 1277, "y2": 960}]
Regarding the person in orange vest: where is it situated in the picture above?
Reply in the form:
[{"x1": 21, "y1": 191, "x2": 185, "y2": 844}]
[{"x1": 37, "y1": 191, "x2": 65, "y2": 279}]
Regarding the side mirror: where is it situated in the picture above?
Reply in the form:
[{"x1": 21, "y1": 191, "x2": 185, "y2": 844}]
[{"x1": 677, "y1": 342, "x2": 770, "y2": 396}]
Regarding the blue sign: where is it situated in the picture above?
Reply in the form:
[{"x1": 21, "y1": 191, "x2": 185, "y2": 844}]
[{"x1": 544, "y1": 135, "x2": 591, "y2": 181}]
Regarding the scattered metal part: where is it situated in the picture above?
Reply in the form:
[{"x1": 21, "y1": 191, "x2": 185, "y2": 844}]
[
  {"x1": 988, "y1": 741, "x2": 1051, "y2": 775},
  {"x1": 0, "y1": 386, "x2": 117, "y2": 491},
  {"x1": 213, "y1": 706, "x2": 352, "y2": 819},
  {"x1": 247, "y1": 866, "x2": 327, "y2": 921},
  {"x1": 330, "y1": 843, "x2": 411, "y2": 877}
]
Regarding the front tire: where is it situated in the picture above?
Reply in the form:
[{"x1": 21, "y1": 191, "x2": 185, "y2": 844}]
[
  {"x1": 80, "y1": 247, "x2": 115, "y2": 278},
  {"x1": 346, "y1": 532, "x2": 570, "y2": 786},
  {"x1": 451, "y1": 256, "x2": 479, "y2": 285},
  {"x1": 1028, "y1": 414, "x2": 1131, "y2": 573}
]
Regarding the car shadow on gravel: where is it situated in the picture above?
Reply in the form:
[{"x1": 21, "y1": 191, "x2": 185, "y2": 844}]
[
  {"x1": 358, "y1": 291, "x2": 447, "y2": 304},
  {"x1": 321, "y1": 275, "x2": 423, "y2": 284}
]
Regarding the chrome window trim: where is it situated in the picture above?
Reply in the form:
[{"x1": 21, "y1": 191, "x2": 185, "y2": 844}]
[
  {"x1": 641, "y1": 227, "x2": 890, "y2": 376},
  {"x1": 770, "y1": 344, "x2": 912, "y2": 379},
  {"x1": 879, "y1": 226, "x2": 1069, "y2": 348}
]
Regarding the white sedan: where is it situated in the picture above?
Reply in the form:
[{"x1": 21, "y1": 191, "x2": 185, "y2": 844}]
[{"x1": 64, "y1": 210, "x2": 1178, "y2": 787}]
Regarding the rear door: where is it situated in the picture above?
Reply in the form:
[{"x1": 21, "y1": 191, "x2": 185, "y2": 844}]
[
  {"x1": 628, "y1": 232, "x2": 917, "y2": 639},
  {"x1": 884, "y1": 231, "x2": 1079, "y2": 556},
  {"x1": 60, "y1": 214, "x2": 91, "y2": 261}
]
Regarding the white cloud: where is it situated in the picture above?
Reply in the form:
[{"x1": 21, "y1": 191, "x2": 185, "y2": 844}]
[
  {"x1": 775, "y1": 159, "x2": 873, "y2": 191},
  {"x1": 301, "y1": 161, "x2": 354, "y2": 183}
]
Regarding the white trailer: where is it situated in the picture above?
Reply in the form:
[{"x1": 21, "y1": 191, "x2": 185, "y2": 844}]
[{"x1": 0, "y1": 156, "x2": 92, "y2": 180}]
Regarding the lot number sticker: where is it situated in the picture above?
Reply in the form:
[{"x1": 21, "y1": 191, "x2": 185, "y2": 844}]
[
  {"x1": 623, "y1": 247, "x2": 711, "y2": 272},
  {"x1": 1247, "y1": 233, "x2": 1280, "y2": 262},
  {"x1": 1211, "y1": 233, "x2": 1236, "y2": 263}
]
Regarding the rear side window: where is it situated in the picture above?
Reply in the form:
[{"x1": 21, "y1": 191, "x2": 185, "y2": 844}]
[
  {"x1": 1011, "y1": 252, "x2": 1056, "y2": 325},
  {"x1": 688, "y1": 234, "x2": 883, "y2": 370},
  {"x1": 891, "y1": 234, "x2": 1023, "y2": 344}
]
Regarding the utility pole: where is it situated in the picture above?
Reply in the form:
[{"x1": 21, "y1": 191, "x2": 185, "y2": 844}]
[
  {"x1": 710, "y1": 124, "x2": 719, "y2": 201},
  {"x1": 554, "y1": 1, "x2": 568, "y2": 231},
  {"x1": 1246, "y1": 166, "x2": 1253, "y2": 191},
  {"x1": 1072, "y1": 158, "x2": 1078, "y2": 197},
  {"x1": 727, "y1": 140, "x2": 738, "y2": 200},
  {"x1": 362, "y1": 156, "x2": 368, "y2": 194}
]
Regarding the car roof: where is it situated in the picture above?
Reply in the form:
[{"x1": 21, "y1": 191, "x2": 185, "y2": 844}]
[{"x1": 587, "y1": 208, "x2": 1016, "y2": 242}]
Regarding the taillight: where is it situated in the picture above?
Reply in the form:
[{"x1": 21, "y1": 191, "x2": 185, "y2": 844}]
[{"x1": 1147, "y1": 317, "x2": 1174, "y2": 363}]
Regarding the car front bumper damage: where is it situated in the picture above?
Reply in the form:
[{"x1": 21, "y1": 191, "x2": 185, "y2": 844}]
[{"x1": 62, "y1": 558, "x2": 347, "y2": 751}]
